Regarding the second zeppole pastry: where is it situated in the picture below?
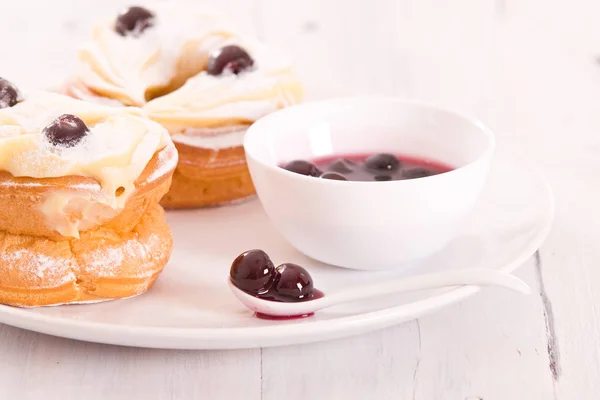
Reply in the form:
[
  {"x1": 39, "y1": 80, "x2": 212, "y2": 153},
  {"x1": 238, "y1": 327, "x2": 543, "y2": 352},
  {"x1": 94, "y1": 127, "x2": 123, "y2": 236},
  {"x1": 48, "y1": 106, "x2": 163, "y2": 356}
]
[
  {"x1": 0, "y1": 79, "x2": 177, "y2": 307},
  {"x1": 65, "y1": 4, "x2": 303, "y2": 208}
]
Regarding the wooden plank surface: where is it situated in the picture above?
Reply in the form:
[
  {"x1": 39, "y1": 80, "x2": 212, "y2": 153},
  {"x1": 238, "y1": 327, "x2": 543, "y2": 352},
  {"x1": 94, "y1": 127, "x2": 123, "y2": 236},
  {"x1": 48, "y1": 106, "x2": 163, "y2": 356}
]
[{"x1": 1, "y1": 0, "x2": 599, "y2": 398}]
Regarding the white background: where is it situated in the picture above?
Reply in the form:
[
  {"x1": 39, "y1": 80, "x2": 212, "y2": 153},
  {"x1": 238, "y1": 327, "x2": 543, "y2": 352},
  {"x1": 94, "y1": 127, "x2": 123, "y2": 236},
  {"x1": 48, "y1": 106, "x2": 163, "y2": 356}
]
[{"x1": 1, "y1": 0, "x2": 599, "y2": 398}]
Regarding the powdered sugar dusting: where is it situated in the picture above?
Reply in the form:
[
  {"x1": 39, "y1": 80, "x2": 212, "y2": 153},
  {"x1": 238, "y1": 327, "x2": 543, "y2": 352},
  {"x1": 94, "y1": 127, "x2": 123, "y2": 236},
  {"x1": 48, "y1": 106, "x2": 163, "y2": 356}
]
[
  {"x1": 145, "y1": 142, "x2": 178, "y2": 183},
  {"x1": 0, "y1": 217, "x2": 168, "y2": 296},
  {"x1": 0, "y1": 179, "x2": 99, "y2": 190},
  {"x1": 86, "y1": 245, "x2": 124, "y2": 277},
  {"x1": 0, "y1": 248, "x2": 76, "y2": 288},
  {"x1": 82, "y1": 232, "x2": 165, "y2": 279}
]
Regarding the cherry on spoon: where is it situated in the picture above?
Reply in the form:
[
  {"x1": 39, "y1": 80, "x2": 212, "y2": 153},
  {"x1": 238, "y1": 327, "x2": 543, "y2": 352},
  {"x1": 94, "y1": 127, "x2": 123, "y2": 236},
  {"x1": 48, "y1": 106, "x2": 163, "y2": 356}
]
[{"x1": 228, "y1": 268, "x2": 530, "y2": 318}]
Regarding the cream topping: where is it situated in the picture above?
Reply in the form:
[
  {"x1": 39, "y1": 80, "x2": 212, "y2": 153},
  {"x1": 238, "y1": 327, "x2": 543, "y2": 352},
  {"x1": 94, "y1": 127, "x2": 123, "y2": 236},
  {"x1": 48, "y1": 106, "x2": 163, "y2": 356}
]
[
  {"x1": 144, "y1": 37, "x2": 303, "y2": 145},
  {"x1": 0, "y1": 91, "x2": 173, "y2": 237},
  {"x1": 171, "y1": 125, "x2": 248, "y2": 149},
  {"x1": 76, "y1": 4, "x2": 303, "y2": 150},
  {"x1": 40, "y1": 191, "x2": 121, "y2": 238},
  {"x1": 77, "y1": 3, "x2": 238, "y2": 106}
]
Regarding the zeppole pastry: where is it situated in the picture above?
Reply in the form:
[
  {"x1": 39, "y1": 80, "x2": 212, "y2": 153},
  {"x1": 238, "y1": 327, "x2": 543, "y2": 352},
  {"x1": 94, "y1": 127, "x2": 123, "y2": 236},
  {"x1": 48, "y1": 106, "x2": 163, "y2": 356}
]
[
  {"x1": 0, "y1": 79, "x2": 177, "y2": 307},
  {"x1": 65, "y1": 4, "x2": 303, "y2": 208}
]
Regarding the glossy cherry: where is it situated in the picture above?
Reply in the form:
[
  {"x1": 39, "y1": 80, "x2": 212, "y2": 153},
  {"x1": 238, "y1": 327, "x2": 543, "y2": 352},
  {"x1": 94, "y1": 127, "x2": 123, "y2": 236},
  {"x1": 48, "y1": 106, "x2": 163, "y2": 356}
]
[
  {"x1": 280, "y1": 153, "x2": 452, "y2": 181},
  {"x1": 320, "y1": 172, "x2": 347, "y2": 181},
  {"x1": 43, "y1": 114, "x2": 89, "y2": 147},
  {"x1": 230, "y1": 249, "x2": 276, "y2": 295},
  {"x1": 0, "y1": 78, "x2": 20, "y2": 109},
  {"x1": 328, "y1": 158, "x2": 356, "y2": 173},
  {"x1": 403, "y1": 167, "x2": 434, "y2": 179},
  {"x1": 272, "y1": 263, "x2": 314, "y2": 301},
  {"x1": 365, "y1": 153, "x2": 401, "y2": 172},
  {"x1": 230, "y1": 250, "x2": 318, "y2": 303},
  {"x1": 115, "y1": 6, "x2": 155, "y2": 36},
  {"x1": 207, "y1": 45, "x2": 254, "y2": 76},
  {"x1": 283, "y1": 160, "x2": 322, "y2": 177}
]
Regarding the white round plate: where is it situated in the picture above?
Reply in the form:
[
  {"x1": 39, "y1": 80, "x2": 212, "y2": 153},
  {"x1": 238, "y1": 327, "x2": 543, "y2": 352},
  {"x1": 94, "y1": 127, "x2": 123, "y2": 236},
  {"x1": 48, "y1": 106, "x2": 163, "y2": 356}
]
[{"x1": 0, "y1": 147, "x2": 554, "y2": 349}]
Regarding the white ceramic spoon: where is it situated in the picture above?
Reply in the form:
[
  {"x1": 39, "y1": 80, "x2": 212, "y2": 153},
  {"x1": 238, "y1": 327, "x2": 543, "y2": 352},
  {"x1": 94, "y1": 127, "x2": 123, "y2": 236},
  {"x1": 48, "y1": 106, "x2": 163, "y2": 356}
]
[{"x1": 228, "y1": 269, "x2": 530, "y2": 317}]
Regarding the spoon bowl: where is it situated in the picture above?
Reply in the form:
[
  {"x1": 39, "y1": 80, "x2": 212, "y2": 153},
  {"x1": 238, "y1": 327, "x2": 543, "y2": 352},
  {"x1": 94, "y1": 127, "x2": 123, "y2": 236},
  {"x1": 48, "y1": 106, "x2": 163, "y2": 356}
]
[{"x1": 228, "y1": 268, "x2": 531, "y2": 318}]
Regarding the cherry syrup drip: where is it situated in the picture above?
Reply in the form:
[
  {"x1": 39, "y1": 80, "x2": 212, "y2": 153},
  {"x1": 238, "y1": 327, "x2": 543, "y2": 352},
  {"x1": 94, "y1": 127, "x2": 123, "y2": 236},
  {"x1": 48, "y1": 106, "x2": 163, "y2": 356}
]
[
  {"x1": 248, "y1": 288, "x2": 325, "y2": 303},
  {"x1": 255, "y1": 312, "x2": 315, "y2": 321},
  {"x1": 253, "y1": 290, "x2": 325, "y2": 320}
]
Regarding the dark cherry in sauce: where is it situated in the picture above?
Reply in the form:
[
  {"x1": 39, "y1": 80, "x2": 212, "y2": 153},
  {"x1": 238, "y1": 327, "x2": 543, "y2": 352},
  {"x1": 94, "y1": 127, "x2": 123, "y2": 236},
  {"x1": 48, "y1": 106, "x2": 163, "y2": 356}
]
[
  {"x1": 364, "y1": 153, "x2": 401, "y2": 172},
  {"x1": 282, "y1": 153, "x2": 453, "y2": 182},
  {"x1": 328, "y1": 158, "x2": 357, "y2": 173},
  {"x1": 320, "y1": 172, "x2": 347, "y2": 181},
  {"x1": 282, "y1": 160, "x2": 322, "y2": 177}
]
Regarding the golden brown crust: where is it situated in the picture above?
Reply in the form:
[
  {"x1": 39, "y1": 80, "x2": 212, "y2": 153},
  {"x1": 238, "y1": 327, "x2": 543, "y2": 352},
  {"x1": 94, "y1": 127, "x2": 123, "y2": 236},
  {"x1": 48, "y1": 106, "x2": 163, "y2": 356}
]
[
  {"x1": 0, "y1": 204, "x2": 172, "y2": 307},
  {"x1": 0, "y1": 144, "x2": 177, "y2": 240},
  {"x1": 160, "y1": 142, "x2": 255, "y2": 208}
]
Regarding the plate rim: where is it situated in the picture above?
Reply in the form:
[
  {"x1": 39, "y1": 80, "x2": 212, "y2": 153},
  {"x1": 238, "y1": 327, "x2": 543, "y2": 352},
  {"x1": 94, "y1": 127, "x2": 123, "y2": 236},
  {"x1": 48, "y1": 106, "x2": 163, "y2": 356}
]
[{"x1": 0, "y1": 151, "x2": 555, "y2": 349}]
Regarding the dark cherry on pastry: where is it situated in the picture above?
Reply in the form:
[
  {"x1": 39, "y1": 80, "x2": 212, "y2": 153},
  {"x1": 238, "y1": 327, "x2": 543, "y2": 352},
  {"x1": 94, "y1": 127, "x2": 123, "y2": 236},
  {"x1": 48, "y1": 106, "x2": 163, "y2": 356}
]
[
  {"x1": 115, "y1": 6, "x2": 155, "y2": 36},
  {"x1": 43, "y1": 114, "x2": 89, "y2": 147},
  {"x1": 230, "y1": 249, "x2": 276, "y2": 295},
  {"x1": 283, "y1": 160, "x2": 322, "y2": 177},
  {"x1": 207, "y1": 45, "x2": 255, "y2": 76},
  {"x1": 230, "y1": 250, "x2": 319, "y2": 303},
  {"x1": 0, "y1": 78, "x2": 20, "y2": 109}
]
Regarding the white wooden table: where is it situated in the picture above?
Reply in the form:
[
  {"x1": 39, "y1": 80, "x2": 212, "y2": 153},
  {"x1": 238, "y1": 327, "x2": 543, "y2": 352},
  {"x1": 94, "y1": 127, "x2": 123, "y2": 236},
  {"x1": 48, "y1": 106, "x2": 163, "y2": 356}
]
[{"x1": 1, "y1": 0, "x2": 598, "y2": 398}]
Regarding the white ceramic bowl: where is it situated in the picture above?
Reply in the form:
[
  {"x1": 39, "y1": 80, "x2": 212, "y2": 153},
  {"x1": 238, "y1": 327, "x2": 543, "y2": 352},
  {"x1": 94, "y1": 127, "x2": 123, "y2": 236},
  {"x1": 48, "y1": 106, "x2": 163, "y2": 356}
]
[{"x1": 244, "y1": 97, "x2": 495, "y2": 270}]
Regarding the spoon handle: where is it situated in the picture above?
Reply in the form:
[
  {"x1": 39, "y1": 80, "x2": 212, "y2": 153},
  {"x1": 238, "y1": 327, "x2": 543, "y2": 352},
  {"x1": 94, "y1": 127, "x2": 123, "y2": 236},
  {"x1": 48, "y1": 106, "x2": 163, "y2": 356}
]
[{"x1": 321, "y1": 269, "x2": 530, "y2": 306}]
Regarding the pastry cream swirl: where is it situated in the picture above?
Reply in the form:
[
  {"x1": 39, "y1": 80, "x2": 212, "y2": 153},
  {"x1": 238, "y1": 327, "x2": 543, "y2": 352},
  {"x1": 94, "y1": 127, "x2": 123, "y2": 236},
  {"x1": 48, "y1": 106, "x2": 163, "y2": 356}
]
[
  {"x1": 75, "y1": 3, "x2": 303, "y2": 149},
  {"x1": 0, "y1": 92, "x2": 173, "y2": 237},
  {"x1": 143, "y1": 38, "x2": 303, "y2": 133},
  {"x1": 76, "y1": 4, "x2": 238, "y2": 107}
]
